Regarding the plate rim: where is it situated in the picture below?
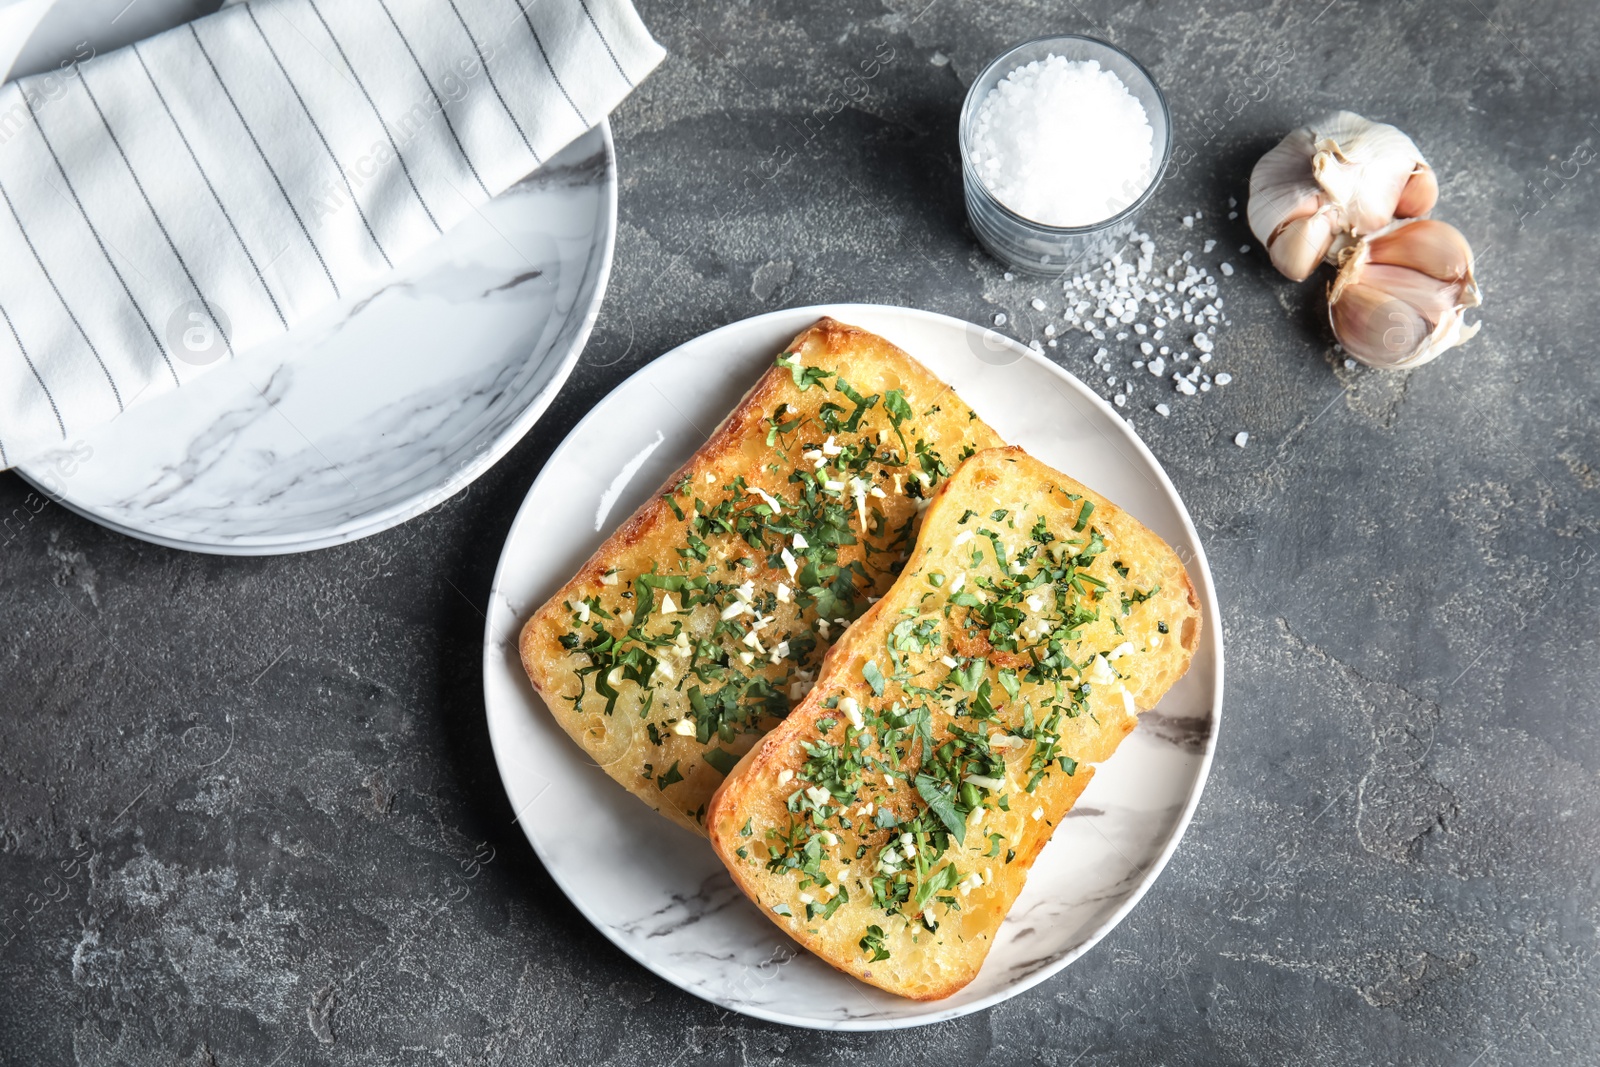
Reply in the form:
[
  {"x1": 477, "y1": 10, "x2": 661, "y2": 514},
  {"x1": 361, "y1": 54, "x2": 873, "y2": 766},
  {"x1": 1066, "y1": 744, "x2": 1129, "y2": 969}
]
[
  {"x1": 16, "y1": 121, "x2": 620, "y2": 556},
  {"x1": 482, "y1": 302, "x2": 1225, "y2": 1030}
]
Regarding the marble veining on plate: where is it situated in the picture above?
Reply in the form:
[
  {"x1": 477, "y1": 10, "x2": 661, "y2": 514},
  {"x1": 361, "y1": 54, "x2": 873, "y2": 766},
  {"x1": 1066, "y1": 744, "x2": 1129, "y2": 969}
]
[{"x1": 483, "y1": 305, "x2": 1225, "y2": 1030}]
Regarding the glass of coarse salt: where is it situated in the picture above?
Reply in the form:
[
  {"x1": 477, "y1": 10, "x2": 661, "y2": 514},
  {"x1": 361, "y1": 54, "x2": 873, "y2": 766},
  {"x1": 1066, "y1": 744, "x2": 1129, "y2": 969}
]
[{"x1": 960, "y1": 35, "x2": 1172, "y2": 276}]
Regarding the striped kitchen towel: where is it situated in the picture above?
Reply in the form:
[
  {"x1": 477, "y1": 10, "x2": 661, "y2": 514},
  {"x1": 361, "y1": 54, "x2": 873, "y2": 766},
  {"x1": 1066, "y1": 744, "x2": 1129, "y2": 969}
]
[{"x1": 0, "y1": 0, "x2": 663, "y2": 469}]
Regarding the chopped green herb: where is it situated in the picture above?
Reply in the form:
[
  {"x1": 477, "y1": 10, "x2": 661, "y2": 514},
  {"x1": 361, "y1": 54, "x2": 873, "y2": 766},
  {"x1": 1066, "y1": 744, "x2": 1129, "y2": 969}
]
[
  {"x1": 915, "y1": 774, "x2": 966, "y2": 844},
  {"x1": 859, "y1": 925, "x2": 890, "y2": 962},
  {"x1": 656, "y1": 761, "x2": 684, "y2": 790},
  {"x1": 703, "y1": 748, "x2": 740, "y2": 776},
  {"x1": 863, "y1": 661, "x2": 887, "y2": 697}
]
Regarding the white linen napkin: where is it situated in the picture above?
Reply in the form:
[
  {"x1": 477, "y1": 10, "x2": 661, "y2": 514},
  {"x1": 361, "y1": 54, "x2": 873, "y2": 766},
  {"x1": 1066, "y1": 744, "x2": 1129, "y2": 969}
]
[{"x1": 0, "y1": 0, "x2": 663, "y2": 469}]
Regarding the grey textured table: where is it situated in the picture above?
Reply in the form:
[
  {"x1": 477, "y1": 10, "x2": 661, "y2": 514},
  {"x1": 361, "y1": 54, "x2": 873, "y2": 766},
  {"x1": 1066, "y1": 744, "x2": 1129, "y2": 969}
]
[{"x1": 3, "y1": 1, "x2": 1597, "y2": 1063}]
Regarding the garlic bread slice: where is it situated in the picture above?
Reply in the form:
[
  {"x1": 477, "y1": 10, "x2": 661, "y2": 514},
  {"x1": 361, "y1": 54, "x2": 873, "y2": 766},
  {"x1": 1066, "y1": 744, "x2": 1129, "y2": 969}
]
[
  {"x1": 707, "y1": 446, "x2": 1201, "y2": 999},
  {"x1": 519, "y1": 318, "x2": 1004, "y2": 834}
]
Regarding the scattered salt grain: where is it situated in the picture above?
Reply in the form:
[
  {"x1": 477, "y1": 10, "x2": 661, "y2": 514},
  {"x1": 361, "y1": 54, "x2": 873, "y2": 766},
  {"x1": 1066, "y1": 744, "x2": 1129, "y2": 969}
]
[
  {"x1": 1182, "y1": 215, "x2": 1195, "y2": 228},
  {"x1": 1114, "y1": 394, "x2": 1126, "y2": 407},
  {"x1": 1220, "y1": 262, "x2": 1234, "y2": 276},
  {"x1": 994, "y1": 312, "x2": 1007, "y2": 326},
  {"x1": 1344, "y1": 358, "x2": 1357, "y2": 369},
  {"x1": 1240, "y1": 244, "x2": 1251, "y2": 253},
  {"x1": 970, "y1": 55, "x2": 1155, "y2": 226},
  {"x1": 1234, "y1": 431, "x2": 1250, "y2": 447},
  {"x1": 1203, "y1": 239, "x2": 1216, "y2": 253},
  {"x1": 1215, "y1": 372, "x2": 1233, "y2": 385},
  {"x1": 1155, "y1": 403, "x2": 1170, "y2": 417},
  {"x1": 930, "y1": 51, "x2": 950, "y2": 66},
  {"x1": 1024, "y1": 226, "x2": 1238, "y2": 417},
  {"x1": 1004, "y1": 271, "x2": 1015, "y2": 281},
  {"x1": 1030, "y1": 297, "x2": 1047, "y2": 311}
]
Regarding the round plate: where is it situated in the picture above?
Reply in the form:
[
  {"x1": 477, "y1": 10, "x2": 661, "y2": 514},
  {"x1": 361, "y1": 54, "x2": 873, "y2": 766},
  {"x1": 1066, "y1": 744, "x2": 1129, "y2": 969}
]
[
  {"x1": 16, "y1": 123, "x2": 616, "y2": 555},
  {"x1": 483, "y1": 304, "x2": 1223, "y2": 1030}
]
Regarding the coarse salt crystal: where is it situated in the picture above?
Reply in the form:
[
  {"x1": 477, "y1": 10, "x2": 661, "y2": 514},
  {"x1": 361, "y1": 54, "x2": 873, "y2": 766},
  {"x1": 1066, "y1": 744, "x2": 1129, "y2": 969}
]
[
  {"x1": 1155, "y1": 403, "x2": 1170, "y2": 417},
  {"x1": 1234, "y1": 431, "x2": 1250, "y2": 447}
]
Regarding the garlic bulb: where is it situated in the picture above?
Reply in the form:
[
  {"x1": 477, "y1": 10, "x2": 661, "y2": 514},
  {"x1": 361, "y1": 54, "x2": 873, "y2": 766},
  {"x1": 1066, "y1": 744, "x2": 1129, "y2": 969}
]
[
  {"x1": 1327, "y1": 219, "x2": 1480, "y2": 370},
  {"x1": 1248, "y1": 112, "x2": 1438, "y2": 282}
]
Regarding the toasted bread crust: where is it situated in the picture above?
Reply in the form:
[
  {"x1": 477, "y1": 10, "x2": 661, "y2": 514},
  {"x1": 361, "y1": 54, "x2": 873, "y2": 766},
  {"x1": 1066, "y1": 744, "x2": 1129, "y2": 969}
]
[
  {"x1": 708, "y1": 446, "x2": 1201, "y2": 999},
  {"x1": 520, "y1": 319, "x2": 1004, "y2": 834}
]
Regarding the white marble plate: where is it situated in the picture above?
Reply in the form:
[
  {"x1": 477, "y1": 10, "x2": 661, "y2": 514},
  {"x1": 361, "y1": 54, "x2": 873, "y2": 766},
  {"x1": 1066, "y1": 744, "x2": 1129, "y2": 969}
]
[
  {"x1": 483, "y1": 304, "x2": 1224, "y2": 1030},
  {"x1": 15, "y1": 123, "x2": 616, "y2": 554}
]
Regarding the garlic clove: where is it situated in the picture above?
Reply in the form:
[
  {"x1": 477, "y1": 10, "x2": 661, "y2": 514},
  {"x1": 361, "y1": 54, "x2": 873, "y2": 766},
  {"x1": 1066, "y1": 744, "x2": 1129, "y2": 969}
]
[
  {"x1": 1361, "y1": 218, "x2": 1475, "y2": 288},
  {"x1": 1247, "y1": 128, "x2": 1321, "y2": 252},
  {"x1": 1268, "y1": 211, "x2": 1337, "y2": 283},
  {"x1": 1358, "y1": 264, "x2": 1463, "y2": 324},
  {"x1": 1328, "y1": 279, "x2": 1433, "y2": 367},
  {"x1": 1327, "y1": 218, "x2": 1481, "y2": 370},
  {"x1": 1310, "y1": 130, "x2": 1424, "y2": 234},
  {"x1": 1393, "y1": 164, "x2": 1439, "y2": 219}
]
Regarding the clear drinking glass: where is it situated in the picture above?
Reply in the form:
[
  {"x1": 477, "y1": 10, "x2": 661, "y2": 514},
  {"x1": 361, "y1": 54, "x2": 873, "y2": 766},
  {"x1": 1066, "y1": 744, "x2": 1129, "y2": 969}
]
[{"x1": 960, "y1": 35, "x2": 1172, "y2": 276}]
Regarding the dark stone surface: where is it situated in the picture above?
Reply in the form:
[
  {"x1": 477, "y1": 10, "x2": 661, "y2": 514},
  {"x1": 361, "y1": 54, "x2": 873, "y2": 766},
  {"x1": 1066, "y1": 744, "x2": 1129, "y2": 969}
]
[{"x1": 3, "y1": 1, "x2": 1598, "y2": 1063}]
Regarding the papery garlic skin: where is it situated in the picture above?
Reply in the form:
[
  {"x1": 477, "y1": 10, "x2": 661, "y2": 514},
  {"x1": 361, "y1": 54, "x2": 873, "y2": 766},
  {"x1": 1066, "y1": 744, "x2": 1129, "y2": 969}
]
[
  {"x1": 1249, "y1": 112, "x2": 1437, "y2": 283},
  {"x1": 1327, "y1": 219, "x2": 1481, "y2": 370}
]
